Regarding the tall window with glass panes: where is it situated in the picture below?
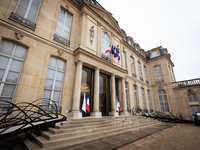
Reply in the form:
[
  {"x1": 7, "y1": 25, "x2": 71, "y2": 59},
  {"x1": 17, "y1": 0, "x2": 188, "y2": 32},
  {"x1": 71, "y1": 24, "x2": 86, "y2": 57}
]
[
  {"x1": 133, "y1": 85, "x2": 138, "y2": 107},
  {"x1": 0, "y1": 40, "x2": 27, "y2": 111},
  {"x1": 125, "y1": 82, "x2": 129, "y2": 111},
  {"x1": 141, "y1": 88, "x2": 146, "y2": 109},
  {"x1": 43, "y1": 57, "x2": 65, "y2": 108}
]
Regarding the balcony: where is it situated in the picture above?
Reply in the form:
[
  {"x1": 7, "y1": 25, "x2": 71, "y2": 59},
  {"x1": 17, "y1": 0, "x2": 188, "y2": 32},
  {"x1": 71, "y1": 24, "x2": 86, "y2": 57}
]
[
  {"x1": 10, "y1": 12, "x2": 36, "y2": 29},
  {"x1": 140, "y1": 77, "x2": 143, "y2": 81},
  {"x1": 132, "y1": 73, "x2": 137, "y2": 78},
  {"x1": 54, "y1": 34, "x2": 70, "y2": 46},
  {"x1": 178, "y1": 78, "x2": 200, "y2": 87},
  {"x1": 101, "y1": 53, "x2": 111, "y2": 62},
  {"x1": 156, "y1": 79, "x2": 164, "y2": 84}
]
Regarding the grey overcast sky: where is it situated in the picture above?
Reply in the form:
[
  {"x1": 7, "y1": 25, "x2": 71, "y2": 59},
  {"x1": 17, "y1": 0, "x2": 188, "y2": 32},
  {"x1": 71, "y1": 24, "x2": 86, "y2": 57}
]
[{"x1": 99, "y1": 0, "x2": 200, "y2": 81}]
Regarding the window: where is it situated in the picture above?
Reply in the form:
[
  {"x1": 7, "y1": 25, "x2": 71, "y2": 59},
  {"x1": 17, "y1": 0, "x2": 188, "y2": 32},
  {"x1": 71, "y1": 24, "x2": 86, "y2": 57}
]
[
  {"x1": 147, "y1": 90, "x2": 151, "y2": 110},
  {"x1": 187, "y1": 93, "x2": 198, "y2": 102},
  {"x1": 190, "y1": 105, "x2": 200, "y2": 115},
  {"x1": 0, "y1": 40, "x2": 27, "y2": 110},
  {"x1": 158, "y1": 90, "x2": 169, "y2": 113},
  {"x1": 135, "y1": 45, "x2": 138, "y2": 51},
  {"x1": 144, "y1": 66, "x2": 147, "y2": 82},
  {"x1": 133, "y1": 85, "x2": 138, "y2": 107},
  {"x1": 129, "y1": 40, "x2": 132, "y2": 46},
  {"x1": 154, "y1": 65, "x2": 163, "y2": 83},
  {"x1": 101, "y1": 32, "x2": 110, "y2": 61},
  {"x1": 141, "y1": 88, "x2": 146, "y2": 109},
  {"x1": 131, "y1": 57, "x2": 135, "y2": 77},
  {"x1": 43, "y1": 57, "x2": 65, "y2": 107},
  {"x1": 11, "y1": 0, "x2": 42, "y2": 29},
  {"x1": 54, "y1": 8, "x2": 72, "y2": 45},
  {"x1": 152, "y1": 50, "x2": 157, "y2": 58},
  {"x1": 125, "y1": 82, "x2": 129, "y2": 111},
  {"x1": 123, "y1": 51, "x2": 127, "y2": 70},
  {"x1": 138, "y1": 62, "x2": 142, "y2": 80}
]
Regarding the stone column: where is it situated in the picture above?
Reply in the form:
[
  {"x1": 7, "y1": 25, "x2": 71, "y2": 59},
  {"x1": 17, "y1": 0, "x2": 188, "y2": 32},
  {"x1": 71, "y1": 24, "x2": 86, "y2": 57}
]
[
  {"x1": 120, "y1": 78, "x2": 129, "y2": 116},
  {"x1": 109, "y1": 74, "x2": 118, "y2": 116},
  {"x1": 91, "y1": 67, "x2": 101, "y2": 117},
  {"x1": 70, "y1": 61, "x2": 83, "y2": 118}
]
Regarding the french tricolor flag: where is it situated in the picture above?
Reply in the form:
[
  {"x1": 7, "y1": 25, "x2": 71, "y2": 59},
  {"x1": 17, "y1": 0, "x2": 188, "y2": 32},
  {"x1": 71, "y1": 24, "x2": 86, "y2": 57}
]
[
  {"x1": 114, "y1": 47, "x2": 116, "y2": 58},
  {"x1": 82, "y1": 93, "x2": 86, "y2": 112},
  {"x1": 116, "y1": 48, "x2": 120, "y2": 62},
  {"x1": 116, "y1": 98, "x2": 121, "y2": 112},
  {"x1": 86, "y1": 94, "x2": 90, "y2": 112},
  {"x1": 105, "y1": 45, "x2": 112, "y2": 54}
]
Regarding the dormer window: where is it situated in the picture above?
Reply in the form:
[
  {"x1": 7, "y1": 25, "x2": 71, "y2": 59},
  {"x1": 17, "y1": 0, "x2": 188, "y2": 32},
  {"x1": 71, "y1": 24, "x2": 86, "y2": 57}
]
[
  {"x1": 135, "y1": 46, "x2": 138, "y2": 51},
  {"x1": 129, "y1": 40, "x2": 132, "y2": 46},
  {"x1": 152, "y1": 50, "x2": 157, "y2": 58}
]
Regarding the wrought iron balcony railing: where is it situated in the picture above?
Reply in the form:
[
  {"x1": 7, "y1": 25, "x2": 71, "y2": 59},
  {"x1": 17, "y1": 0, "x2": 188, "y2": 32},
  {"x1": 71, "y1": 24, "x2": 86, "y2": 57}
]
[
  {"x1": 156, "y1": 79, "x2": 164, "y2": 83},
  {"x1": 101, "y1": 53, "x2": 111, "y2": 62},
  {"x1": 10, "y1": 12, "x2": 36, "y2": 29},
  {"x1": 178, "y1": 78, "x2": 200, "y2": 87},
  {"x1": 132, "y1": 73, "x2": 137, "y2": 78},
  {"x1": 54, "y1": 34, "x2": 70, "y2": 46}
]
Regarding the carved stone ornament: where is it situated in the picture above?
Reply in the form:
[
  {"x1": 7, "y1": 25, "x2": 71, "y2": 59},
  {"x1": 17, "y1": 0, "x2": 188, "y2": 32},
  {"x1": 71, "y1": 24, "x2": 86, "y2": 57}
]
[
  {"x1": 15, "y1": 32, "x2": 23, "y2": 40},
  {"x1": 65, "y1": 4, "x2": 69, "y2": 11},
  {"x1": 90, "y1": 25, "x2": 95, "y2": 44},
  {"x1": 57, "y1": 49, "x2": 63, "y2": 56},
  {"x1": 158, "y1": 86, "x2": 163, "y2": 90}
]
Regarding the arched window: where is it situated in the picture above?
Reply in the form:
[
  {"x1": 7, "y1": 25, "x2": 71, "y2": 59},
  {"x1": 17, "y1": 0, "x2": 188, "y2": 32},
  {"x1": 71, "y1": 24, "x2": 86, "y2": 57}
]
[
  {"x1": 158, "y1": 90, "x2": 169, "y2": 112},
  {"x1": 101, "y1": 32, "x2": 110, "y2": 56},
  {"x1": 0, "y1": 40, "x2": 28, "y2": 107}
]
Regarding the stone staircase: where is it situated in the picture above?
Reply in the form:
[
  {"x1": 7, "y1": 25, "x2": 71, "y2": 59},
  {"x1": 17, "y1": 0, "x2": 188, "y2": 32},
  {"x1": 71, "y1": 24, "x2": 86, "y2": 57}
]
[{"x1": 24, "y1": 115, "x2": 162, "y2": 150}]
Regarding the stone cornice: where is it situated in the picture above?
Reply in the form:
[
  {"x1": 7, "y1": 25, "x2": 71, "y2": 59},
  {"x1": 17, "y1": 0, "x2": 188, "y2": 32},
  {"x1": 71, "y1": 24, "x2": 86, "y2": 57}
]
[
  {"x1": 147, "y1": 55, "x2": 175, "y2": 67},
  {"x1": 125, "y1": 75, "x2": 150, "y2": 87},
  {"x1": 122, "y1": 40, "x2": 147, "y2": 63},
  {"x1": 74, "y1": 47, "x2": 127, "y2": 75}
]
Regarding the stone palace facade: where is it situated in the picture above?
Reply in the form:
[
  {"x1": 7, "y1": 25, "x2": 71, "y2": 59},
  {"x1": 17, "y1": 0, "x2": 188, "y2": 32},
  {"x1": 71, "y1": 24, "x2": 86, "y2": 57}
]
[{"x1": 0, "y1": 0, "x2": 199, "y2": 120}]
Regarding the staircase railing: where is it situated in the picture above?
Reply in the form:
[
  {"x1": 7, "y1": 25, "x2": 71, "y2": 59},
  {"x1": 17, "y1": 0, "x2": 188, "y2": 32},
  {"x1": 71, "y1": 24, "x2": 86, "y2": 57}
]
[
  {"x1": 132, "y1": 106, "x2": 193, "y2": 123},
  {"x1": 0, "y1": 98, "x2": 66, "y2": 140}
]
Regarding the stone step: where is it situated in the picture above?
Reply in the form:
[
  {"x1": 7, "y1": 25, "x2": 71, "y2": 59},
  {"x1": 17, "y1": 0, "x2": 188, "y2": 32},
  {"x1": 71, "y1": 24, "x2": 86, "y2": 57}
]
[
  {"x1": 51, "y1": 117, "x2": 155, "y2": 134},
  {"x1": 48, "y1": 121, "x2": 115, "y2": 134},
  {"x1": 27, "y1": 121, "x2": 162, "y2": 150},
  {"x1": 43, "y1": 123, "x2": 127, "y2": 140},
  {"x1": 32, "y1": 120, "x2": 159, "y2": 148}
]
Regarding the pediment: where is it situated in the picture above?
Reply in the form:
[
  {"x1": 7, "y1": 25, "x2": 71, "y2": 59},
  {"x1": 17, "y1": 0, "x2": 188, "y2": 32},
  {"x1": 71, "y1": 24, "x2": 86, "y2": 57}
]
[{"x1": 85, "y1": 1, "x2": 122, "y2": 35}]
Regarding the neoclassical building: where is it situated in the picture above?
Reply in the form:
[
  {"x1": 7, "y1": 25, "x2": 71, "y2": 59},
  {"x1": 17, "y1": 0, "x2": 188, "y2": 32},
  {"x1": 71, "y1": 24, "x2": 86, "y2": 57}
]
[{"x1": 0, "y1": 0, "x2": 199, "y2": 120}]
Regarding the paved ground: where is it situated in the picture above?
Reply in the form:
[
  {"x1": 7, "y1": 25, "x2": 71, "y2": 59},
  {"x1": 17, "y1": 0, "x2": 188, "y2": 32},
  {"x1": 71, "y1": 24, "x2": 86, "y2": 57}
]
[
  {"x1": 71, "y1": 123, "x2": 175, "y2": 150},
  {"x1": 71, "y1": 123, "x2": 200, "y2": 150},
  {"x1": 118, "y1": 123, "x2": 200, "y2": 150}
]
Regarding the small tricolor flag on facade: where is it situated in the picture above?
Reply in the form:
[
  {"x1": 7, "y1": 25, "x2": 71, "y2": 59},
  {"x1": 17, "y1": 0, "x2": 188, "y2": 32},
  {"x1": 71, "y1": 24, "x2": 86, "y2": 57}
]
[
  {"x1": 86, "y1": 94, "x2": 90, "y2": 112},
  {"x1": 82, "y1": 93, "x2": 90, "y2": 112},
  {"x1": 82, "y1": 93, "x2": 86, "y2": 112},
  {"x1": 116, "y1": 98, "x2": 121, "y2": 112}
]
